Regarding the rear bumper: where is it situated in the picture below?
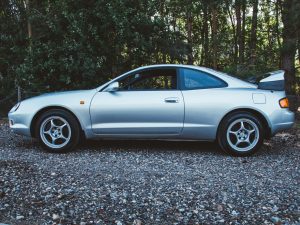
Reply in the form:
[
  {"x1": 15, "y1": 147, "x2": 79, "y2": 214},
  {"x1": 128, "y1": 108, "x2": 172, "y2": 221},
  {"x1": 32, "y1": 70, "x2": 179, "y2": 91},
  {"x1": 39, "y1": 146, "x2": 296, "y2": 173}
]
[{"x1": 270, "y1": 109, "x2": 295, "y2": 136}]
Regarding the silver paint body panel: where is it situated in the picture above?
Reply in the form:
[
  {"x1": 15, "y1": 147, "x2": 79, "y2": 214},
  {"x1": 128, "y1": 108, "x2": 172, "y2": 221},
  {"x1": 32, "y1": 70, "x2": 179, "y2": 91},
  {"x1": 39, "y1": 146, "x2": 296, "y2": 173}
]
[
  {"x1": 90, "y1": 90, "x2": 184, "y2": 136},
  {"x1": 8, "y1": 65, "x2": 295, "y2": 141}
]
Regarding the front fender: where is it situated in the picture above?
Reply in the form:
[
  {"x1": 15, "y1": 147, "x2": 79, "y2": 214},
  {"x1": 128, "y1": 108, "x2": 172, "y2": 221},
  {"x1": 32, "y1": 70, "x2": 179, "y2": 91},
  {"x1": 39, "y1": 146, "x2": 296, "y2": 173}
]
[{"x1": 9, "y1": 89, "x2": 97, "y2": 137}]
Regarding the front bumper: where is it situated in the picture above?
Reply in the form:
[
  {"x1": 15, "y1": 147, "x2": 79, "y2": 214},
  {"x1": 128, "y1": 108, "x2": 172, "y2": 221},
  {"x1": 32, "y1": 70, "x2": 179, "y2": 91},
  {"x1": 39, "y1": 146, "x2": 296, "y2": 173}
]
[
  {"x1": 270, "y1": 109, "x2": 295, "y2": 136},
  {"x1": 8, "y1": 111, "x2": 32, "y2": 137}
]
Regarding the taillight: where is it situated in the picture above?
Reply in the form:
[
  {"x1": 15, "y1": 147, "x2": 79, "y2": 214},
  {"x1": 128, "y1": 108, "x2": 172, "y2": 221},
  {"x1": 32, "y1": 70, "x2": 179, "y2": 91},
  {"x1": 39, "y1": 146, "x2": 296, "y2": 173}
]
[{"x1": 279, "y1": 97, "x2": 289, "y2": 108}]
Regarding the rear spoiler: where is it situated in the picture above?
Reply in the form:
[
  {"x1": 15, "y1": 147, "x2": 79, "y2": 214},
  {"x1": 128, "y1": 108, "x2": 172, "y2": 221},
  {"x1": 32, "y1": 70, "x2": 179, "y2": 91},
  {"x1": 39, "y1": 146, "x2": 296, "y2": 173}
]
[
  {"x1": 246, "y1": 70, "x2": 285, "y2": 91},
  {"x1": 257, "y1": 70, "x2": 284, "y2": 91}
]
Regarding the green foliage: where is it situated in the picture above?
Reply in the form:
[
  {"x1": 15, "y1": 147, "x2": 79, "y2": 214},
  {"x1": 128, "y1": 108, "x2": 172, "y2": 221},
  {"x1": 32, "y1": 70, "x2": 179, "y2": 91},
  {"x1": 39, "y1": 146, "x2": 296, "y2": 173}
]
[
  {"x1": 13, "y1": 0, "x2": 188, "y2": 93},
  {"x1": 0, "y1": 0, "x2": 299, "y2": 114}
]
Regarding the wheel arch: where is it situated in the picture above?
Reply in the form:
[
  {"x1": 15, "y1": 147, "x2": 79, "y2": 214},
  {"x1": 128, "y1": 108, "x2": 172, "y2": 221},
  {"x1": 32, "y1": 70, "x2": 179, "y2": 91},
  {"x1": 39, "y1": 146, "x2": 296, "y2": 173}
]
[
  {"x1": 30, "y1": 106, "x2": 84, "y2": 138},
  {"x1": 217, "y1": 108, "x2": 272, "y2": 139}
]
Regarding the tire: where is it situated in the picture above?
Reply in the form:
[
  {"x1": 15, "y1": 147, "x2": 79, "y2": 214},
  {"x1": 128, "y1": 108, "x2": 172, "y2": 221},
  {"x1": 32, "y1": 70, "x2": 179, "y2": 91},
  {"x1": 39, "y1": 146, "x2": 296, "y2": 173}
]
[
  {"x1": 217, "y1": 112, "x2": 264, "y2": 156},
  {"x1": 35, "y1": 109, "x2": 80, "y2": 153}
]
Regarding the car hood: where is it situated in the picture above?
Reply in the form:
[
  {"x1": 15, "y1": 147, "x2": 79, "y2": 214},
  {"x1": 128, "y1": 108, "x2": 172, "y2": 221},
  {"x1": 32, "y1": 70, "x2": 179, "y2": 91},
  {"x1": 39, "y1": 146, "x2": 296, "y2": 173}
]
[
  {"x1": 26, "y1": 89, "x2": 95, "y2": 100},
  {"x1": 19, "y1": 89, "x2": 97, "y2": 108}
]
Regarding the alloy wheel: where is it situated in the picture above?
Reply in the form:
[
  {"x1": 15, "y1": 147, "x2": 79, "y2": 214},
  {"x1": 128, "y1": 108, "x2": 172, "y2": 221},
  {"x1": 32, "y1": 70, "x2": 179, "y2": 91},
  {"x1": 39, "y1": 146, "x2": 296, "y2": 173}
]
[
  {"x1": 226, "y1": 118, "x2": 259, "y2": 152},
  {"x1": 40, "y1": 116, "x2": 72, "y2": 149}
]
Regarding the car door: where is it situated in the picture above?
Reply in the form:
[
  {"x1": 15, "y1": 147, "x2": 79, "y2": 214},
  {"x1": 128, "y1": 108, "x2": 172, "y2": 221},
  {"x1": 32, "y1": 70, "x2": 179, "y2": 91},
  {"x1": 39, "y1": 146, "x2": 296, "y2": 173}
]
[
  {"x1": 90, "y1": 67, "x2": 184, "y2": 137},
  {"x1": 179, "y1": 68, "x2": 229, "y2": 140}
]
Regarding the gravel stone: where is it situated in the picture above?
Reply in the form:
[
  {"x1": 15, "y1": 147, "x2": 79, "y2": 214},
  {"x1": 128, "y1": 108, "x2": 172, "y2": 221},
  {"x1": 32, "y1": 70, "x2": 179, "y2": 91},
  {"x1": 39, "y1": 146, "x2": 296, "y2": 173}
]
[
  {"x1": 0, "y1": 119, "x2": 299, "y2": 224},
  {"x1": 16, "y1": 215, "x2": 24, "y2": 220},
  {"x1": 53, "y1": 214, "x2": 60, "y2": 221},
  {"x1": 271, "y1": 216, "x2": 281, "y2": 223}
]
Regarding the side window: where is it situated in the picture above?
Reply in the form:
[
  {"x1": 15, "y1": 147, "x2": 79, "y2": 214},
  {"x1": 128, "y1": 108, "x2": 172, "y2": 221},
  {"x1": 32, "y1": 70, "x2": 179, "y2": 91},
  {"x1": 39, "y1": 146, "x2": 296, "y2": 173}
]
[
  {"x1": 181, "y1": 68, "x2": 227, "y2": 90},
  {"x1": 119, "y1": 69, "x2": 177, "y2": 90}
]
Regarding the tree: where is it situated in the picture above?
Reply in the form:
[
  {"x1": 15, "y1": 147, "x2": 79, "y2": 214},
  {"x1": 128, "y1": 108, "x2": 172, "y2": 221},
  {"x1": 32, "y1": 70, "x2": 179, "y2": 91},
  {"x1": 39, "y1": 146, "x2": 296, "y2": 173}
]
[
  {"x1": 275, "y1": 0, "x2": 282, "y2": 66},
  {"x1": 240, "y1": 0, "x2": 246, "y2": 64},
  {"x1": 186, "y1": 1, "x2": 193, "y2": 65},
  {"x1": 235, "y1": 0, "x2": 242, "y2": 65},
  {"x1": 281, "y1": 0, "x2": 299, "y2": 95},
  {"x1": 202, "y1": 2, "x2": 210, "y2": 66},
  {"x1": 249, "y1": 0, "x2": 259, "y2": 66},
  {"x1": 1, "y1": 0, "x2": 299, "y2": 115},
  {"x1": 211, "y1": 3, "x2": 218, "y2": 69}
]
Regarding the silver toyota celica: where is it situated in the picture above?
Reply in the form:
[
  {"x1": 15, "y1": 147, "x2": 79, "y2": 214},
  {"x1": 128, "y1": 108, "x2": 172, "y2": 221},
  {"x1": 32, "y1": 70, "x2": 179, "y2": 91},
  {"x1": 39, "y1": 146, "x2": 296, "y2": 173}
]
[{"x1": 8, "y1": 64, "x2": 294, "y2": 156}]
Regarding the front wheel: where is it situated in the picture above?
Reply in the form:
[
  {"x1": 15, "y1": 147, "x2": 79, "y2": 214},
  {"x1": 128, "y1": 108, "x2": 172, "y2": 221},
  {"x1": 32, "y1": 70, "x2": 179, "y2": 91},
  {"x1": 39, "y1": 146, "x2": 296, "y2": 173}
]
[
  {"x1": 35, "y1": 109, "x2": 80, "y2": 153},
  {"x1": 217, "y1": 112, "x2": 264, "y2": 156}
]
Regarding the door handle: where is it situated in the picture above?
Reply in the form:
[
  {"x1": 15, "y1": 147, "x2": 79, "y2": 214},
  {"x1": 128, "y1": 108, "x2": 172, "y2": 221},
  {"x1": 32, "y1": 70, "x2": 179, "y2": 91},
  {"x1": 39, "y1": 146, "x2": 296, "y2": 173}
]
[{"x1": 164, "y1": 97, "x2": 179, "y2": 103}]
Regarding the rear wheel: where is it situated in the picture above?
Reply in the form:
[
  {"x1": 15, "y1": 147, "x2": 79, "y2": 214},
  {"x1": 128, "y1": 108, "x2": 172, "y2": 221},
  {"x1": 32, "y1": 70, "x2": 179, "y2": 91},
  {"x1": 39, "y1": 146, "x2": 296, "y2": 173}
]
[
  {"x1": 218, "y1": 112, "x2": 264, "y2": 156},
  {"x1": 35, "y1": 109, "x2": 80, "y2": 153}
]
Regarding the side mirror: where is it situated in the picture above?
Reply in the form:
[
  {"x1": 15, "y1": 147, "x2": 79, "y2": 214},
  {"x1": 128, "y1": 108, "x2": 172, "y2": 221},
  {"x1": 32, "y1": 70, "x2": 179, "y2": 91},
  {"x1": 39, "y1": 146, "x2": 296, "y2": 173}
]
[{"x1": 104, "y1": 81, "x2": 119, "y2": 92}]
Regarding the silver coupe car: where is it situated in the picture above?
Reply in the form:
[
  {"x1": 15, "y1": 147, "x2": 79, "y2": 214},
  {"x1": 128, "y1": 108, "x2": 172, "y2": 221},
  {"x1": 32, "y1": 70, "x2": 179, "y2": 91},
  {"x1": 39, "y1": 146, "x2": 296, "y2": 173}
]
[{"x1": 8, "y1": 65, "x2": 294, "y2": 156}]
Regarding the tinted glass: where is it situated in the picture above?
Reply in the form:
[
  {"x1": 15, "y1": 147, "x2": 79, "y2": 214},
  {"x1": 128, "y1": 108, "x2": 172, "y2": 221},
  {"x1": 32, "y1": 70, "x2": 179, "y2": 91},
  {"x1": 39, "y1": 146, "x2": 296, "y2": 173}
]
[
  {"x1": 181, "y1": 68, "x2": 227, "y2": 89},
  {"x1": 119, "y1": 69, "x2": 177, "y2": 90}
]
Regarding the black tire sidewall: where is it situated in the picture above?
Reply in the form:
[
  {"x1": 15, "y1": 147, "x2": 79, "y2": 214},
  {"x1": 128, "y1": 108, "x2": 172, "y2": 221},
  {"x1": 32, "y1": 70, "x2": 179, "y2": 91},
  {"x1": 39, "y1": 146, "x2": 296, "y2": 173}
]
[
  {"x1": 218, "y1": 112, "x2": 264, "y2": 156},
  {"x1": 35, "y1": 109, "x2": 80, "y2": 153}
]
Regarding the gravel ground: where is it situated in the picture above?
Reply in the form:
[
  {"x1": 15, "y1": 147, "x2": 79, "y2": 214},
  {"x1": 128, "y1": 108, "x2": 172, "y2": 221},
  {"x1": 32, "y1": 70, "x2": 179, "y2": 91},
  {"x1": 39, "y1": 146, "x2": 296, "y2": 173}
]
[{"x1": 0, "y1": 120, "x2": 299, "y2": 225}]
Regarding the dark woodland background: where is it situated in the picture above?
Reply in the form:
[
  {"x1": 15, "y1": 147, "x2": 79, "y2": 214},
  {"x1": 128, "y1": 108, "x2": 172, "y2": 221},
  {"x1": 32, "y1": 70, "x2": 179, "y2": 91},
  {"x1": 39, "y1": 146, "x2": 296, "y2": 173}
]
[{"x1": 0, "y1": 0, "x2": 300, "y2": 114}]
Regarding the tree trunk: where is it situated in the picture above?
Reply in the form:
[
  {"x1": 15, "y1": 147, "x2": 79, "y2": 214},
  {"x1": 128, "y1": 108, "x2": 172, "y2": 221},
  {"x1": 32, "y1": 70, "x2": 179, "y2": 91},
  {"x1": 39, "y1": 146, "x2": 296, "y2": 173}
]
[
  {"x1": 187, "y1": 9, "x2": 193, "y2": 65},
  {"x1": 211, "y1": 6, "x2": 218, "y2": 69},
  {"x1": 200, "y1": 15, "x2": 205, "y2": 66},
  {"x1": 24, "y1": 0, "x2": 32, "y2": 40},
  {"x1": 240, "y1": 0, "x2": 246, "y2": 64},
  {"x1": 249, "y1": 0, "x2": 258, "y2": 66},
  {"x1": 281, "y1": 0, "x2": 297, "y2": 95},
  {"x1": 236, "y1": 0, "x2": 242, "y2": 65},
  {"x1": 226, "y1": 1, "x2": 237, "y2": 65},
  {"x1": 160, "y1": 0, "x2": 167, "y2": 64},
  {"x1": 265, "y1": 1, "x2": 272, "y2": 56},
  {"x1": 235, "y1": 0, "x2": 244, "y2": 72},
  {"x1": 298, "y1": 29, "x2": 300, "y2": 65},
  {"x1": 203, "y1": 3, "x2": 209, "y2": 66},
  {"x1": 275, "y1": 0, "x2": 282, "y2": 67}
]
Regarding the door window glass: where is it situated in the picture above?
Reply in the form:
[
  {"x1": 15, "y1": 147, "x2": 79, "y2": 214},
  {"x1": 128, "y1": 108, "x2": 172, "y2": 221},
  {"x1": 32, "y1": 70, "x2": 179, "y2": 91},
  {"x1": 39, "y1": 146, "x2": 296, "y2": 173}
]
[{"x1": 119, "y1": 69, "x2": 177, "y2": 90}]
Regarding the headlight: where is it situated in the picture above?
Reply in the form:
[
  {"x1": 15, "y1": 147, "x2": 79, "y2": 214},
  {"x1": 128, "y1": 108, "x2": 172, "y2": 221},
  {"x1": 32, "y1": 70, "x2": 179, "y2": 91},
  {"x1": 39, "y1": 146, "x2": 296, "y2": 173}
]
[{"x1": 10, "y1": 102, "x2": 21, "y2": 113}]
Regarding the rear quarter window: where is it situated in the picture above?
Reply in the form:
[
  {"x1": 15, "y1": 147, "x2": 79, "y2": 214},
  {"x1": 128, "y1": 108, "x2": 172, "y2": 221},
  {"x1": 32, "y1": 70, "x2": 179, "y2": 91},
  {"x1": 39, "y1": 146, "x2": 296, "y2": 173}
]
[{"x1": 180, "y1": 68, "x2": 227, "y2": 90}]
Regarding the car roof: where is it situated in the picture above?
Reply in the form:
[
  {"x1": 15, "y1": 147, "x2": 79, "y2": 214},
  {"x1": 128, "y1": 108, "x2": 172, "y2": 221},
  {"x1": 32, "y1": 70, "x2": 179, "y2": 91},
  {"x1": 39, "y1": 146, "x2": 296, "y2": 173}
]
[
  {"x1": 134, "y1": 64, "x2": 257, "y2": 88},
  {"x1": 98, "y1": 64, "x2": 257, "y2": 91}
]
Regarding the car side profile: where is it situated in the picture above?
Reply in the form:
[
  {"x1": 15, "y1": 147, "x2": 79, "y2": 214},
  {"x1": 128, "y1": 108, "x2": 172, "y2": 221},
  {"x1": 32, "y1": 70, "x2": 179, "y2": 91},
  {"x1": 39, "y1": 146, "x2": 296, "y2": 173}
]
[{"x1": 8, "y1": 65, "x2": 295, "y2": 156}]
